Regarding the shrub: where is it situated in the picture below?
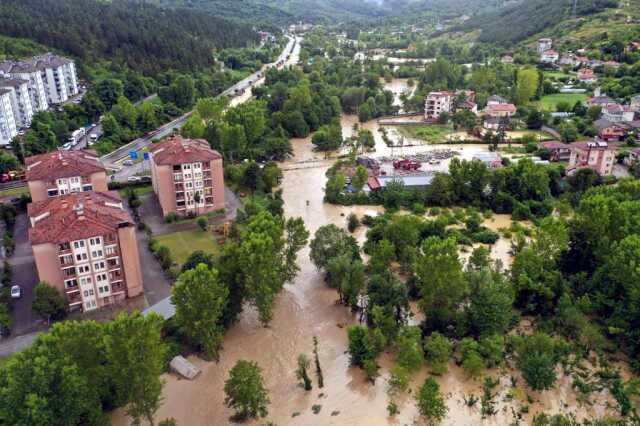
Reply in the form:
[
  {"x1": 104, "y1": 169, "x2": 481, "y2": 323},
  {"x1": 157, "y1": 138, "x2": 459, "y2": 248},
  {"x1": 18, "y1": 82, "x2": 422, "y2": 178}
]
[
  {"x1": 347, "y1": 213, "x2": 360, "y2": 233},
  {"x1": 197, "y1": 216, "x2": 208, "y2": 231},
  {"x1": 164, "y1": 212, "x2": 179, "y2": 223}
]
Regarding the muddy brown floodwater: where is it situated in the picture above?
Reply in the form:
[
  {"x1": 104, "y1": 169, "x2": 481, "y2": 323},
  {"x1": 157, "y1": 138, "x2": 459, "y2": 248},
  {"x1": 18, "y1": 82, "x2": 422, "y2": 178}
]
[{"x1": 113, "y1": 112, "x2": 624, "y2": 425}]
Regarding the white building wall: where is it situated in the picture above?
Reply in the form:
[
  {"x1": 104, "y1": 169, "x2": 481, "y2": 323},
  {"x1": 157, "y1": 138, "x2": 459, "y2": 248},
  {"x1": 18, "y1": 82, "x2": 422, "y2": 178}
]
[
  {"x1": 15, "y1": 71, "x2": 48, "y2": 112},
  {"x1": 0, "y1": 91, "x2": 17, "y2": 146},
  {"x1": 43, "y1": 66, "x2": 69, "y2": 104},
  {"x1": 3, "y1": 82, "x2": 34, "y2": 128},
  {"x1": 64, "y1": 62, "x2": 79, "y2": 96}
]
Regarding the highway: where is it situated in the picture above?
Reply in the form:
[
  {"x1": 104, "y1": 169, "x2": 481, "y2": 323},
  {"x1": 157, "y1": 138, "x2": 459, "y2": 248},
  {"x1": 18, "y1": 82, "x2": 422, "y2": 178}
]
[{"x1": 101, "y1": 35, "x2": 298, "y2": 171}]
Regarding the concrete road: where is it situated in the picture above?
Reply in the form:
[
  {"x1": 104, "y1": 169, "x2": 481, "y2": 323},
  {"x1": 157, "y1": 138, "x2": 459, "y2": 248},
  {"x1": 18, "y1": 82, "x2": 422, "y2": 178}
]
[{"x1": 7, "y1": 213, "x2": 45, "y2": 335}]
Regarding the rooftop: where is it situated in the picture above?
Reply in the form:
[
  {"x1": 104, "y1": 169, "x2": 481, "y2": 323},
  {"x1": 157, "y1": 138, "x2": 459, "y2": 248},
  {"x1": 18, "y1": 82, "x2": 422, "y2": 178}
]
[
  {"x1": 28, "y1": 191, "x2": 132, "y2": 245},
  {"x1": 0, "y1": 53, "x2": 73, "y2": 74},
  {"x1": 149, "y1": 135, "x2": 222, "y2": 166},
  {"x1": 25, "y1": 149, "x2": 105, "y2": 182}
]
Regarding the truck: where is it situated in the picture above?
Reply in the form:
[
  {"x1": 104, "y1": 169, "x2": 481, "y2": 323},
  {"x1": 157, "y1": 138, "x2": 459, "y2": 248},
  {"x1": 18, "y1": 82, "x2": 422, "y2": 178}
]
[
  {"x1": 68, "y1": 128, "x2": 86, "y2": 146},
  {"x1": 393, "y1": 159, "x2": 421, "y2": 171}
]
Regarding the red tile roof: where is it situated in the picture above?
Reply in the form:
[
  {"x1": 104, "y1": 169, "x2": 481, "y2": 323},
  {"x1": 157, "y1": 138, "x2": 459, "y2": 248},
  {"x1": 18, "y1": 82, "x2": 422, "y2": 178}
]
[
  {"x1": 487, "y1": 103, "x2": 517, "y2": 113},
  {"x1": 28, "y1": 191, "x2": 132, "y2": 245},
  {"x1": 539, "y1": 141, "x2": 570, "y2": 149},
  {"x1": 149, "y1": 135, "x2": 222, "y2": 166},
  {"x1": 25, "y1": 149, "x2": 104, "y2": 182}
]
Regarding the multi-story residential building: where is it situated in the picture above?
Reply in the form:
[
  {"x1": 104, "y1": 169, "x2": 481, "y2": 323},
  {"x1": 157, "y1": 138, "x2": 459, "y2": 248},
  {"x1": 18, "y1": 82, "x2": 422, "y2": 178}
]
[
  {"x1": 0, "y1": 77, "x2": 34, "y2": 127},
  {"x1": 0, "y1": 88, "x2": 17, "y2": 146},
  {"x1": 149, "y1": 135, "x2": 225, "y2": 217},
  {"x1": 424, "y1": 91, "x2": 453, "y2": 120},
  {"x1": 28, "y1": 191, "x2": 143, "y2": 313},
  {"x1": 33, "y1": 53, "x2": 79, "y2": 105},
  {"x1": 0, "y1": 53, "x2": 79, "y2": 112},
  {"x1": 602, "y1": 103, "x2": 636, "y2": 123},
  {"x1": 25, "y1": 149, "x2": 108, "y2": 202},
  {"x1": 540, "y1": 49, "x2": 559, "y2": 64},
  {"x1": 424, "y1": 90, "x2": 476, "y2": 120},
  {"x1": 566, "y1": 141, "x2": 616, "y2": 176},
  {"x1": 0, "y1": 60, "x2": 48, "y2": 112},
  {"x1": 537, "y1": 38, "x2": 553, "y2": 54}
]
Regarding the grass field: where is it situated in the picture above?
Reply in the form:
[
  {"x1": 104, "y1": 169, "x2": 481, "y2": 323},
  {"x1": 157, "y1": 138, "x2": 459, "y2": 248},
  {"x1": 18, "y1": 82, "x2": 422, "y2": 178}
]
[
  {"x1": 117, "y1": 184, "x2": 154, "y2": 198},
  {"x1": 537, "y1": 93, "x2": 588, "y2": 111},
  {"x1": 397, "y1": 124, "x2": 453, "y2": 143},
  {"x1": 156, "y1": 228, "x2": 219, "y2": 266},
  {"x1": 544, "y1": 71, "x2": 574, "y2": 80},
  {"x1": 0, "y1": 185, "x2": 29, "y2": 198}
]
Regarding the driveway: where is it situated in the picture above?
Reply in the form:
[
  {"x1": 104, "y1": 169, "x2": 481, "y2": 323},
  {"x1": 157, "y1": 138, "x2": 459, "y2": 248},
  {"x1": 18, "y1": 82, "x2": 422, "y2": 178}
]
[{"x1": 7, "y1": 213, "x2": 44, "y2": 335}]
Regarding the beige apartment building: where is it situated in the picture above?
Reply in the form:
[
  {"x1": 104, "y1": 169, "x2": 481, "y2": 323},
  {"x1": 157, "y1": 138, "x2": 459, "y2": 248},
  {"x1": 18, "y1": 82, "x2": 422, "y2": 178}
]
[
  {"x1": 566, "y1": 141, "x2": 616, "y2": 176},
  {"x1": 149, "y1": 135, "x2": 225, "y2": 217},
  {"x1": 25, "y1": 149, "x2": 108, "y2": 202},
  {"x1": 28, "y1": 191, "x2": 143, "y2": 313}
]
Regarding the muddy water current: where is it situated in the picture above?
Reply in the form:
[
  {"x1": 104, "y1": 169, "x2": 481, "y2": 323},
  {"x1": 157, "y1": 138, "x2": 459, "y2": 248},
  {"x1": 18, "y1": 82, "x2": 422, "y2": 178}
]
[{"x1": 113, "y1": 108, "x2": 624, "y2": 426}]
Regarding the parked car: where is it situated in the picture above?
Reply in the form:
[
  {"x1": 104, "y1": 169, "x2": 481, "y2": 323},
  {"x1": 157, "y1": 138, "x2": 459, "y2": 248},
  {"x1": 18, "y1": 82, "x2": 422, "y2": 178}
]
[
  {"x1": 127, "y1": 176, "x2": 142, "y2": 182},
  {"x1": 62, "y1": 142, "x2": 73, "y2": 150},
  {"x1": 10, "y1": 285, "x2": 21, "y2": 299},
  {"x1": 122, "y1": 160, "x2": 134, "y2": 166}
]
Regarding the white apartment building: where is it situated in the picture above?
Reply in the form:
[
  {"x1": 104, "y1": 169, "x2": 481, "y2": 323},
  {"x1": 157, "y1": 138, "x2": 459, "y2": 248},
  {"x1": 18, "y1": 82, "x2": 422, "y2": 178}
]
[
  {"x1": 538, "y1": 38, "x2": 553, "y2": 54},
  {"x1": 0, "y1": 53, "x2": 79, "y2": 115},
  {"x1": 0, "y1": 88, "x2": 18, "y2": 146},
  {"x1": 0, "y1": 78, "x2": 34, "y2": 128}
]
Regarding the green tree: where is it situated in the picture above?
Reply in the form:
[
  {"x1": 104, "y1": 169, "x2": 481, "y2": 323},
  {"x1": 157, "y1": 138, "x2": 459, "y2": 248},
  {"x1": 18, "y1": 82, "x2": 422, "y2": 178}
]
[
  {"x1": 310, "y1": 224, "x2": 360, "y2": 271},
  {"x1": 395, "y1": 326, "x2": 424, "y2": 373},
  {"x1": 224, "y1": 360, "x2": 269, "y2": 420},
  {"x1": 181, "y1": 250, "x2": 214, "y2": 272},
  {"x1": 181, "y1": 111, "x2": 205, "y2": 139},
  {"x1": 312, "y1": 121, "x2": 343, "y2": 151},
  {"x1": 459, "y1": 338, "x2": 486, "y2": 379},
  {"x1": 296, "y1": 354, "x2": 313, "y2": 391},
  {"x1": 515, "y1": 68, "x2": 539, "y2": 104},
  {"x1": 31, "y1": 282, "x2": 66, "y2": 323},
  {"x1": 235, "y1": 212, "x2": 308, "y2": 324},
  {"x1": 195, "y1": 96, "x2": 228, "y2": 121},
  {"x1": 466, "y1": 270, "x2": 514, "y2": 337},
  {"x1": 326, "y1": 255, "x2": 365, "y2": 310},
  {"x1": 347, "y1": 325, "x2": 378, "y2": 367},
  {"x1": 424, "y1": 332, "x2": 452, "y2": 375},
  {"x1": 415, "y1": 237, "x2": 467, "y2": 331},
  {"x1": 172, "y1": 264, "x2": 228, "y2": 359},
  {"x1": 171, "y1": 75, "x2": 195, "y2": 109},
  {"x1": 558, "y1": 121, "x2": 578, "y2": 143},
  {"x1": 416, "y1": 377, "x2": 448, "y2": 424},
  {"x1": 105, "y1": 312, "x2": 166, "y2": 426},
  {"x1": 112, "y1": 96, "x2": 138, "y2": 129},
  {"x1": 0, "y1": 151, "x2": 18, "y2": 174},
  {"x1": 351, "y1": 165, "x2": 368, "y2": 192},
  {"x1": 513, "y1": 332, "x2": 562, "y2": 391}
]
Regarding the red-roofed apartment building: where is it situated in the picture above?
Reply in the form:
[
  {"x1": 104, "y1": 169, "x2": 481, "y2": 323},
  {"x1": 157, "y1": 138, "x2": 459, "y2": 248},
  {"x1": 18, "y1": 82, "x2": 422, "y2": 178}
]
[
  {"x1": 25, "y1": 149, "x2": 108, "y2": 202},
  {"x1": 149, "y1": 135, "x2": 225, "y2": 217},
  {"x1": 28, "y1": 191, "x2": 143, "y2": 313}
]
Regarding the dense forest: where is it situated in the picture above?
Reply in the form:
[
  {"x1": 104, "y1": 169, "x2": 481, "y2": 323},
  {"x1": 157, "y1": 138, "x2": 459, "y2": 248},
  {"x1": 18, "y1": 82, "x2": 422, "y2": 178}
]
[
  {"x1": 453, "y1": 0, "x2": 617, "y2": 46},
  {"x1": 0, "y1": 0, "x2": 259, "y2": 75}
]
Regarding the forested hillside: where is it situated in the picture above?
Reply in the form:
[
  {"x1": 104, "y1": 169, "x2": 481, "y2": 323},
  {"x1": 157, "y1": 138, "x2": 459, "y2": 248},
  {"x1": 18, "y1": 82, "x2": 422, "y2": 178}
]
[
  {"x1": 455, "y1": 0, "x2": 617, "y2": 45},
  {"x1": 151, "y1": 0, "x2": 295, "y2": 25},
  {"x1": 0, "y1": 0, "x2": 259, "y2": 75}
]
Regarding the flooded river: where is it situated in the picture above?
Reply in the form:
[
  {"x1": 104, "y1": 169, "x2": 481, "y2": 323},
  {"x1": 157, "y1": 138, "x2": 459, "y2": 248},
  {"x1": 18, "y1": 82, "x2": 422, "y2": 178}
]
[{"x1": 113, "y1": 90, "x2": 623, "y2": 426}]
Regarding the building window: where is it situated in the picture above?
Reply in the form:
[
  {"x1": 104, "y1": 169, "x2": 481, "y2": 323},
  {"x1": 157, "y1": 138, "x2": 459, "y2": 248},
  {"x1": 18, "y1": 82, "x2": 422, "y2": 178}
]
[
  {"x1": 96, "y1": 273, "x2": 108, "y2": 283},
  {"x1": 75, "y1": 253, "x2": 88, "y2": 262},
  {"x1": 105, "y1": 246, "x2": 116, "y2": 256},
  {"x1": 80, "y1": 276, "x2": 92, "y2": 286},
  {"x1": 89, "y1": 237, "x2": 101, "y2": 246},
  {"x1": 77, "y1": 265, "x2": 90, "y2": 274},
  {"x1": 59, "y1": 254, "x2": 73, "y2": 265},
  {"x1": 62, "y1": 267, "x2": 76, "y2": 277},
  {"x1": 91, "y1": 250, "x2": 103, "y2": 258},
  {"x1": 73, "y1": 240, "x2": 85, "y2": 249},
  {"x1": 64, "y1": 279, "x2": 78, "y2": 289},
  {"x1": 47, "y1": 189, "x2": 59, "y2": 197},
  {"x1": 93, "y1": 261, "x2": 105, "y2": 271}
]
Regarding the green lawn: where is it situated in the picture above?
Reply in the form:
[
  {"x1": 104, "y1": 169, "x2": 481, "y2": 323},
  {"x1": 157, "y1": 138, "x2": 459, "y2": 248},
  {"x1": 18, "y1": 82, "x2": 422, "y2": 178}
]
[
  {"x1": 537, "y1": 93, "x2": 588, "y2": 111},
  {"x1": 155, "y1": 228, "x2": 219, "y2": 266},
  {"x1": 544, "y1": 71, "x2": 573, "y2": 80},
  {"x1": 117, "y1": 184, "x2": 153, "y2": 198},
  {"x1": 397, "y1": 124, "x2": 453, "y2": 144},
  {"x1": 0, "y1": 185, "x2": 29, "y2": 198}
]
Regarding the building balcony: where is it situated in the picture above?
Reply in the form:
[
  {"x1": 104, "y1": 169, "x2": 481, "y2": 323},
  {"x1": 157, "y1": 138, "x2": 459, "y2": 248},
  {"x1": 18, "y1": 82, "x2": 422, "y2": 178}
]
[
  {"x1": 111, "y1": 281, "x2": 125, "y2": 293},
  {"x1": 67, "y1": 292, "x2": 82, "y2": 304}
]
